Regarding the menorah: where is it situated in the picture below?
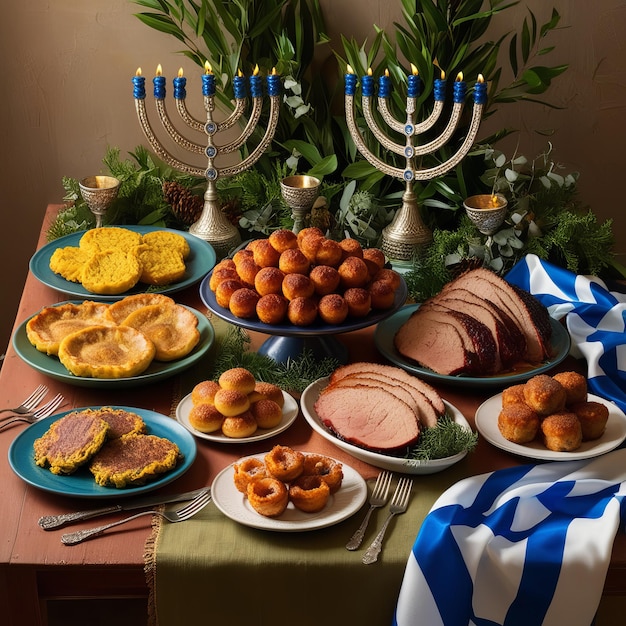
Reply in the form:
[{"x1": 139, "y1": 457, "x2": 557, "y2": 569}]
[
  {"x1": 345, "y1": 65, "x2": 487, "y2": 262},
  {"x1": 132, "y1": 63, "x2": 281, "y2": 257}
]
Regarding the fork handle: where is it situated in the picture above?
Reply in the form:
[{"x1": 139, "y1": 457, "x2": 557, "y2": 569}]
[
  {"x1": 39, "y1": 505, "x2": 123, "y2": 530},
  {"x1": 362, "y1": 512, "x2": 395, "y2": 564},
  {"x1": 61, "y1": 510, "x2": 154, "y2": 545},
  {"x1": 0, "y1": 417, "x2": 30, "y2": 431},
  {"x1": 346, "y1": 505, "x2": 376, "y2": 550}
]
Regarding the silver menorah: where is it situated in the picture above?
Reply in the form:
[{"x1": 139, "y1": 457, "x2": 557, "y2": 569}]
[
  {"x1": 345, "y1": 66, "x2": 487, "y2": 261},
  {"x1": 132, "y1": 63, "x2": 281, "y2": 257}
]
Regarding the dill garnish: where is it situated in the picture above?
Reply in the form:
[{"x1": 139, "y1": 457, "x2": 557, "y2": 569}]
[{"x1": 407, "y1": 415, "x2": 478, "y2": 462}]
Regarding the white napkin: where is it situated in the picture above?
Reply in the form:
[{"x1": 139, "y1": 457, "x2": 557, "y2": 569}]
[
  {"x1": 393, "y1": 449, "x2": 626, "y2": 626},
  {"x1": 505, "y1": 254, "x2": 626, "y2": 413}
]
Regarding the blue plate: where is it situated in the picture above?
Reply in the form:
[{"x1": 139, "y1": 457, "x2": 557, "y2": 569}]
[
  {"x1": 8, "y1": 406, "x2": 197, "y2": 498},
  {"x1": 374, "y1": 304, "x2": 571, "y2": 388},
  {"x1": 29, "y1": 226, "x2": 216, "y2": 301},
  {"x1": 12, "y1": 303, "x2": 214, "y2": 388}
]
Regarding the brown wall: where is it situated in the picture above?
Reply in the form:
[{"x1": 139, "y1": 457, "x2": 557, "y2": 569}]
[{"x1": 1, "y1": 0, "x2": 625, "y2": 354}]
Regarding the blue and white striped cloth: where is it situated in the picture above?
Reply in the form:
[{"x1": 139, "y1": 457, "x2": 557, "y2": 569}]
[
  {"x1": 394, "y1": 255, "x2": 626, "y2": 625},
  {"x1": 506, "y1": 254, "x2": 626, "y2": 414},
  {"x1": 393, "y1": 450, "x2": 626, "y2": 626}
]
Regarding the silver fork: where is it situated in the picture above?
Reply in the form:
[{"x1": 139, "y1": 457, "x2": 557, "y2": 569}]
[
  {"x1": 61, "y1": 490, "x2": 213, "y2": 545},
  {"x1": 0, "y1": 384, "x2": 48, "y2": 418},
  {"x1": 346, "y1": 470, "x2": 392, "y2": 550},
  {"x1": 0, "y1": 394, "x2": 67, "y2": 431},
  {"x1": 362, "y1": 477, "x2": 413, "y2": 564}
]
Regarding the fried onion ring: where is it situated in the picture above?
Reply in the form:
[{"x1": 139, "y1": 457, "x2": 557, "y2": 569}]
[
  {"x1": 264, "y1": 445, "x2": 304, "y2": 482},
  {"x1": 289, "y1": 475, "x2": 330, "y2": 512},
  {"x1": 302, "y1": 454, "x2": 343, "y2": 494},
  {"x1": 247, "y1": 477, "x2": 289, "y2": 517}
]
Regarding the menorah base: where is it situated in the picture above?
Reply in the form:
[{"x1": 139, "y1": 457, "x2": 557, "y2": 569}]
[{"x1": 189, "y1": 223, "x2": 241, "y2": 259}]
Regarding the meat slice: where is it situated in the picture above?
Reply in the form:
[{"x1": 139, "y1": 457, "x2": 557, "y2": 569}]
[
  {"x1": 314, "y1": 384, "x2": 420, "y2": 452},
  {"x1": 329, "y1": 362, "x2": 445, "y2": 416},
  {"x1": 394, "y1": 309, "x2": 481, "y2": 376},
  {"x1": 445, "y1": 268, "x2": 551, "y2": 362}
]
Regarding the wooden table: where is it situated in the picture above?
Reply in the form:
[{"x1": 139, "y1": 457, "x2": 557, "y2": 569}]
[{"x1": 2, "y1": 206, "x2": 625, "y2": 625}]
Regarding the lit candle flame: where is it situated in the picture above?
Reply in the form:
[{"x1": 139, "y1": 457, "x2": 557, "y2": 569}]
[
  {"x1": 477, "y1": 73, "x2": 485, "y2": 83},
  {"x1": 347, "y1": 64, "x2": 354, "y2": 74},
  {"x1": 204, "y1": 61, "x2": 212, "y2": 74},
  {"x1": 136, "y1": 68, "x2": 142, "y2": 77},
  {"x1": 456, "y1": 71, "x2": 464, "y2": 81},
  {"x1": 237, "y1": 69, "x2": 244, "y2": 77},
  {"x1": 272, "y1": 67, "x2": 278, "y2": 75},
  {"x1": 384, "y1": 68, "x2": 390, "y2": 78},
  {"x1": 156, "y1": 64, "x2": 163, "y2": 77},
  {"x1": 178, "y1": 68, "x2": 184, "y2": 78},
  {"x1": 253, "y1": 64, "x2": 260, "y2": 76},
  {"x1": 440, "y1": 69, "x2": 446, "y2": 80},
  {"x1": 410, "y1": 63, "x2": 418, "y2": 75},
  {"x1": 367, "y1": 67, "x2": 372, "y2": 76}
]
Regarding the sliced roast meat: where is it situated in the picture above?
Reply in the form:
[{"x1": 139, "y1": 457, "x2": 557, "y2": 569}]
[{"x1": 314, "y1": 384, "x2": 420, "y2": 452}]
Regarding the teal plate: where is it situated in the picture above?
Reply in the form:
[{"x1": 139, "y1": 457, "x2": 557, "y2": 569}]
[
  {"x1": 8, "y1": 406, "x2": 197, "y2": 498},
  {"x1": 29, "y1": 226, "x2": 216, "y2": 301},
  {"x1": 12, "y1": 303, "x2": 214, "y2": 388},
  {"x1": 374, "y1": 304, "x2": 571, "y2": 388}
]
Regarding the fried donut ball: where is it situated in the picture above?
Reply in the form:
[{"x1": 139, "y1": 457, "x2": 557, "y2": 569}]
[
  {"x1": 264, "y1": 445, "x2": 305, "y2": 482},
  {"x1": 247, "y1": 477, "x2": 289, "y2": 517},
  {"x1": 235, "y1": 257, "x2": 261, "y2": 287},
  {"x1": 250, "y1": 399, "x2": 283, "y2": 429},
  {"x1": 338, "y1": 256, "x2": 369, "y2": 289},
  {"x1": 269, "y1": 229, "x2": 298, "y2": 254},
  {"x1": 229, "y1": 288, "x2": 260, "y2": 319},
  {"x1": 213, "y1": 388, "x2": 251, "y2": 416},
  {"x1": 282, "y1": 273, "x2": 315, "y2": 301},
  {"x1": 279, "y1": 248, "x2": 310, "y2": 275},
  {"x1": 309, "y1": 265, "x2": 341, "y2": 296},
  {"x1": 215, "y1": 278, "x2": 244, "y2": 308},
  {"x1": 209, "y1": 266, "x2": 240, "y2": 292},
  {"x1": 232, "y1": 248, "x2": 254, "y2": 270},
  {"x1": 369, "y1": 280, "x2": 395, "y2": 309},
  {"x1": 318, "y1": 293, "x2": 349, "y2": 325},
  {"x1": 570, "y1": 400, "x2": 609, "y2": 441},
  {"x1": 287, "y1": 297, "x2": 318, "y2": 326},
  {"x1": 249, "y1": 382, "x2": 284, "y2": 408},
  {"x1": 222, "y1": 410, "x2": 258, "y2": 438},
  {"x1": 299, "y1": 232, "x2": 324, "y2": 263},
  {"x1": 541, "y1": 412, "x2": 582, "y2": 451},
  {"x1": 303, "y1": 454, "x2": 343, "y2": 494},
  {"x1": 339, "y1": 237, "x2": 363, "y2": 259},
  {"x1": 188, "y1": 403, "x2": 224, "y2": 433},
  {"x1": 315, "y1": 239, "x2": 343, "y2": 267},
  {"x1": 233, "y1": 457, "x2": 267, "y2": 493},
  {"x1": 362, "y1": 247, "x2": 386, "y2": 270},
  {"x1": 296, "y1": 226, "x2": 324, "y2": 247},
  {"x1": 552, "y1": 371, "x2": 588, "y2": 405},
  {"x1": 343, "y1": 287, "x2": 371, "y2": 318},
  {"x1": 372, "y1": 268, "x2": 401, "y2": 291},
  {"x1": 256, "y1": 293, "x2": 289, "y2": 324},
  {"x1": 254, "y1": 266, "x2": 285, "y2": 296},
  {"x1": 289, "y1": 475, "x2": 330, "y2": 513},
  {"x1": 523, "y1": 375, "x2": 567, "y2": 416},
  {"x1": 219, "y1": 367, "x2": 256, "y2": 395},
  {"x1": 252, "y1": 238, "x2": 281, "y2": 268},
  {"x1": 497, "y1": 403, "x2": 541, "y2": 444},
  {"x1": 191, "y1": 380, "x2": 220, "y2": 406},
  {"x1": 501, "y1": 384, "x2": 527, "y2": 407}
]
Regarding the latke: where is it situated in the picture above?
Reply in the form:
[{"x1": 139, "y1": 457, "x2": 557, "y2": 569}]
[
  {"x1": 107, "y1": 293, "x2": 176, "y2": 325},
  {"x1": 78, "y1": 226, "x2": 143, "y2": 254},
  {"x1": 49, "y1": 246, "x2": 92, "y2": 282},
  {"x1": 88, "y1": 407, "x2": 147, "y2": 439},
  {"x1": 80, "y1": 249, "x2": 143, "y2": 295},
  {"x1": 141, "y1": 230, "x2": 190, "y2": 259}
]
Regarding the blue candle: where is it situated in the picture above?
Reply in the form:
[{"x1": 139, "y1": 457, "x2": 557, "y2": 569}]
[
  {"x1": 202, "y1": 61, "x2": 215, "y2": 96},
  {"x1": 132, "y1": 69, "x2": 145, "y2": 99},
  {"x1": 453, "y1": 73, "x2": 467, "y2": 103},
  {"x1": 344, "y1": 68, "x2": 357, "y2": 95},
  {"x1": 361, "y1": 71, "x2": 374, "y2": 97},
  {"x1": 249, "y1": 67, "x2": 263, "y2": 98},
  {"x1": 434, "y1": 71, "x2": 446, "y2": 101},
  {"x1": 173, "y1": 68, "x2": 186, "y2": 99},
  {"x1": 233, "y1": 72, "x2": 247, "y2": 99},
  {"x1": 474, "y1": 74, "x2": 487, "y2": 104},
  {"x1": 153, "y1": 65, "x2": 166, "y2": 99},
  {"x1": 266, "y1": 69, "x2": 281, "y2": 96},
  {"x1": 378, "y1": 70, "x2": 391, "y2": 98},
  {"x1": 407, "y1": 65, "x2": 421, "y2": 98}
]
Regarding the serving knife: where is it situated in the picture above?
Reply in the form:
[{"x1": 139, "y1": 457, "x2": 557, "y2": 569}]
[{"x1": 38, "y1": 487, "x2": 211, "y2": 530}]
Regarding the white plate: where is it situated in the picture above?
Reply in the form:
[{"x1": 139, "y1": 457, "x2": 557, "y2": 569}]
[
  {"x1": 176, "y1": 391, "x2": 298, "y2": 443},
  {"x1": 475, "y1": 392, "x2": 626, "y2": 460},
  {"x1": 211, "y1": 452, "x2": 367, "y2": 531},
  {"x1": 300, "y1": 377, "x2": 472, "y2": 475}
]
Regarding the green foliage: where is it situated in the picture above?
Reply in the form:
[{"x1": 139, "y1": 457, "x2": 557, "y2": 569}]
[{"x1": 408, "y1": 415, "x2": 479, "y2": 462}]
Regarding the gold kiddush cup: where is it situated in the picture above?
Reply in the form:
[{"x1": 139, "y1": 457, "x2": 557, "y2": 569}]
[
  {"x1": 79, "y1": 175, "x2": 121, "y2": 228},
  {"x1": 463, "y1": 193, "x2": 508, "y2": 235},
  {"x1": 280, "y1": 175, "x2": 321, "y2": 234}
]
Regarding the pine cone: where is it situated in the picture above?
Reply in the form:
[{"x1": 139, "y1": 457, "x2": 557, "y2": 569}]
[{"x1": 162, "y1": 181, "x2": 204, "y2": 225}]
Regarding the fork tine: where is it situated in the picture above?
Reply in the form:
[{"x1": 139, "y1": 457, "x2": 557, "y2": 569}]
[
  {"x1": 34, "y1": 394, "x2": 66, "y2": 419},
  {"x1": 373, "y1": 470, "x2": 392, "y2": 500},
  {"x1": 22, "y1": 385, "x2": 48, "y2": 410},
  {"x1": 176, "y1": 491, "x2": 212, "y2": 519}
]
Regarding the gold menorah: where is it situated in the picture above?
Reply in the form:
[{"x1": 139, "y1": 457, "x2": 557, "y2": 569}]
[
  {"x1": 345, "y1": 65, "x2": 487, "y2": 262},
  {"x1": 132, "y1": 63, "x2": 280, "y2": 258}
]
